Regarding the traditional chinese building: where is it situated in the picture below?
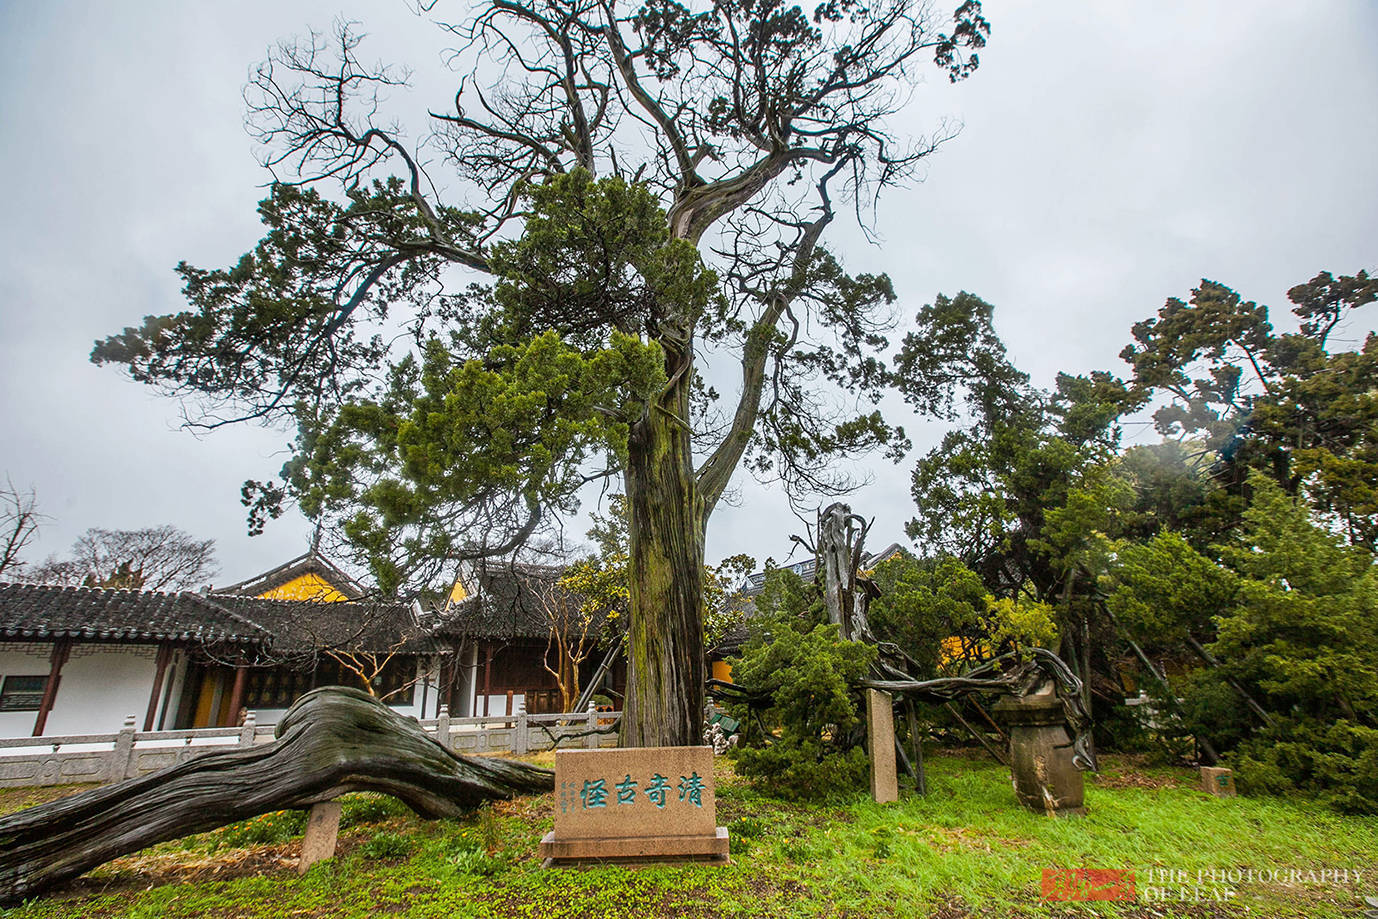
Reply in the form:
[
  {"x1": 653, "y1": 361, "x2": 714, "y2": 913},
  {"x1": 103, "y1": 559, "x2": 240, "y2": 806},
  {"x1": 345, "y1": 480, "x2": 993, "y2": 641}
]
[
  {"x1": 431, "y1": 561, "x2": 625, "y2": 717},
  {"x1": 0, "y1": 551, "x2": 630, "y2": 737}
]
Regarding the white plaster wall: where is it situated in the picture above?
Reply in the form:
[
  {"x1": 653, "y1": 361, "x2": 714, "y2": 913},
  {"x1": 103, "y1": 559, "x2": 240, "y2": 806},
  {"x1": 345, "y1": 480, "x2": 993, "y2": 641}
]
[
  {"x1": 477, "y1": 693, "x2": 525, "y2": 716},
  {"x1": 412, "y1": 659, "x2": 442, "y2": 720},
  {"x1": 462, "y1": 643, "x2": 479, "y2": 717},
  {"x1": 43, "y1": 645, "x2": 160, "y2": 736},
  {"x1": 0, "y1": 643, "x2": 56, "y2": 737},
  {"x1": 156, "y1": 652, "x2": 189, "y2": 731}
]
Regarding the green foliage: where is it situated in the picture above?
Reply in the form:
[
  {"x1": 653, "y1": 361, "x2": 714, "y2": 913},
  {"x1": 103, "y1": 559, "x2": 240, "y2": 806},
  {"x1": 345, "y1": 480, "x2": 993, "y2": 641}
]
[
  {"x1": 358, "y1": 831, "x2": 416, "y2": 860},
  {"x1": 750, "y1": 563, "x2": 820, "y2": 623},
  {"x1": 732, "y1": 742, "x2": 870, "y2": 803},
  {"x1": 979, "y1": 595, "x2": 1058, "y2": 651},
  {"x1": 483, "y1": 171, "x2": 726, "y2": 346},
  {"x1": 339, "y1": 793, "x2": 410, "y2": 829},
  {"x1": 732, "y1": 621, "x2": 875, "y2": 743},
  {"x1": 1103, "y1": 530, "x2": 1236, "y2": 643},
  {"x1": 560, "y1": 494, "x2": 753, "y2": 650},
  {"x1": 447, "y1": 844, "x2": 507, "y2": 877},
  {"x1": 1122, "y1": 270, "x2": 1378, "y2": 549},
  {"x1": 1114, "y1": 439, "x2": 1240, "y2": 547},
  {"x1": 1233, "y1": 720, "x2": 1378, "y2": 815},
  {"x1": 729, "y1": 581, "x2": 876, "y2": 799},
  {"x1": 895, "y1": 291, "x2": 1144, "y2": 608},
  {"x1": 293, "y1": 325, "x2": 665, "y2": 592},
  {"x1": 1167, "y1": 668, "x2": 1250, "y2": 751},
  {"x1": 726, "y1": 815, "x2": 765, "y2": 855},
  {"x1": 866, "y1": 554, "x2": 985, "y2": 676},
  {"x1": 1207, "y1": 478, "x2": 1378, "y2": 812},
  {"x1": 206, "y1": 810, "x2": 306, "y2": 850}
]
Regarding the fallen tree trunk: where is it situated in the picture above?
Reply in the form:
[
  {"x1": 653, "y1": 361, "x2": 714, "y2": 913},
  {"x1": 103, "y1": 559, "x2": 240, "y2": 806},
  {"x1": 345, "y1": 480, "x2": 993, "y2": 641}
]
[{"x1": 0, "y1": 686, "x2": 553, "y2": 904}]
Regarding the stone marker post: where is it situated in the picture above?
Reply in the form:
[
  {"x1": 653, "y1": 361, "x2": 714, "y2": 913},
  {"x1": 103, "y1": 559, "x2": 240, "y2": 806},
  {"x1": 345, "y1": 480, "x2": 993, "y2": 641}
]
[
  {"x1": 585, "y1": 703, "x2": 600, "y2": 750},
  {"x1": 866, "y1": 689, "x2": 898, "y2": 803},
  {"x1": 298, "y1": 801, "x2": 342, "y2": 874},
  {"x1": 238, "y1": 711, "x2": 257, "y2": 747},
  {"x1": 1200, "y1": 766, "x2": 1235, "y2": 797},
  {"x1": 436, "y1": 705, "x2": 450, "y2": 752}
]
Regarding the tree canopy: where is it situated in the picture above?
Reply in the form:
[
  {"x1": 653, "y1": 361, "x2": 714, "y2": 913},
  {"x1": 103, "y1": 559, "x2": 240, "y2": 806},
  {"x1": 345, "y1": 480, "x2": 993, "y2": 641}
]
[
  {"x1": 17, "y1": 525, "x2": 219, "y2": 592},
  {"x1": 887, "y1": 269, "x2": 1376, "y2": 809},
  {"x1": 92, "y1": 0, "x2": 990, "y2": 745}
]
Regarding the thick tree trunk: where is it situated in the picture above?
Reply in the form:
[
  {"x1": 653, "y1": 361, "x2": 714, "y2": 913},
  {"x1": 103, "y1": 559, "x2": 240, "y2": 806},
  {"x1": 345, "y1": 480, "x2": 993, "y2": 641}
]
[
  {"x1": 0, "y1": 687, "x2": 552, "y2": 905},
  {"x1": 620, "y1": 340, "x2": 706, "y2": 748}
]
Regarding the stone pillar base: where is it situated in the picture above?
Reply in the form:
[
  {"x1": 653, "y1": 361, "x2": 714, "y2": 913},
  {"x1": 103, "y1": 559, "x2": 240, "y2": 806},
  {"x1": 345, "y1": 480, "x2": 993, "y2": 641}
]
[
  {"x1": 539, "y1": 828, "x2": 729, "y2": 865},
  {"x1": 992, "y1": 693, "x2": 1087, "y2": 817}
]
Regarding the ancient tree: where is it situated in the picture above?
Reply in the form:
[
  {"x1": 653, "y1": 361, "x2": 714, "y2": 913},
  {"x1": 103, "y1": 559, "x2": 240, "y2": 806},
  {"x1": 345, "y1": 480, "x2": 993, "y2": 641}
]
[
  {"x1": 0, "y1": 687, "x2": 552, "y2": 904},
  {"x1": 18, "y1": 525, "x2": 219, "y2": 591},
  {"x1": 93, "y1": 0, "x2": 991, "y2": 745}
]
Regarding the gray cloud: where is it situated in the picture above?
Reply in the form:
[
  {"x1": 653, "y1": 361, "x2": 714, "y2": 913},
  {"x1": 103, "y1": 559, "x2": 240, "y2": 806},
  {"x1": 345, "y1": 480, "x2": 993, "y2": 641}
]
[{"x1": 2, "y1": 1, "x2": 1374, "y2": 582}]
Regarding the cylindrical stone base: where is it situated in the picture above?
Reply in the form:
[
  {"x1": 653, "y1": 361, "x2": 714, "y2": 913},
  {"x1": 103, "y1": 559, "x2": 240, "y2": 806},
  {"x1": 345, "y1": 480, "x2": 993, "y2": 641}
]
[{"x1": 991, "y1": 694, "x2": 1086, "y2": 817}]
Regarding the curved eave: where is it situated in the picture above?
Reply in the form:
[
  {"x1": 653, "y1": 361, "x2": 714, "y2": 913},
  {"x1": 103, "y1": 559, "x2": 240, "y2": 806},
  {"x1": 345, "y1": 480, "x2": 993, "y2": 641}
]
[{"x1": 0, "y1": 628, "x2": 265, "y2": 646}]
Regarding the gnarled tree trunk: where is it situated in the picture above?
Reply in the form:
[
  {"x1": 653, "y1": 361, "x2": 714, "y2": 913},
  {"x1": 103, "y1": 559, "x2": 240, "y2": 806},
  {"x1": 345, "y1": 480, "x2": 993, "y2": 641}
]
[
  {"x1": 0, "y1": 687, "x2": 552, "y2": 905},
  {"x1": 620, "y1": 338, "x2": 706, "y2": 748}
]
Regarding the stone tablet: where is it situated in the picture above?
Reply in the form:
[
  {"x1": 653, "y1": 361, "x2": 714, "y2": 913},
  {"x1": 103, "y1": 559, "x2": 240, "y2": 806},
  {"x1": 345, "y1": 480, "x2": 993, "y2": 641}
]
[
  {"x1": 540, "y1": 746, "x2": 728, "y2": 864},
  {"x1": 1200, "y1": 766, "x2": 1236, "y2": 797}
]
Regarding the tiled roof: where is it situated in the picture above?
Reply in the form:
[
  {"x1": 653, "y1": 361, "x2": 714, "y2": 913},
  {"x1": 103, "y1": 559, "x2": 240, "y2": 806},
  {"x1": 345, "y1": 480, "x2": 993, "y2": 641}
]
[
  {"x1": 1, "y1": 556, "x2": 619, "y2": 654},
  {"x1": 432, "y1": 562, "x2": 614, "y2": 641},
  {"x1": 209, "y1": 594, "x2": 435, "y2": 654},
  {"x1": 0, "y1": 582, "x2": 268, "y2": 646},
  {"x1": 215, "y1": 551, "x2": 364, "y2": 599},
  {"x1": 0, "y1": 582, "x2": 433, "y2": 655}
]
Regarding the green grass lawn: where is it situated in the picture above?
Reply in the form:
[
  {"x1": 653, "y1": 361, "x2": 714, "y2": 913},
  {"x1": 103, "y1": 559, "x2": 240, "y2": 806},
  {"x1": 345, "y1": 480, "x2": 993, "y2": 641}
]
[{"x1": 1, "y1": 750, "x2": 1373, "y2": 918}]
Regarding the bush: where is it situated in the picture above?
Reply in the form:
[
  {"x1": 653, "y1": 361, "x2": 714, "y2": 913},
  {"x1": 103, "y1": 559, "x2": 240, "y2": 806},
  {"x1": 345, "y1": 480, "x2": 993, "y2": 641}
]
[
  {"x1": 359, "y1": 831, "x2": 416, "y2": 860},
  {"x1": 727, "y1": 589, "x2": 875, "y2": 801},
  {"x1": 1234, "y1": 719, "x2": 1378, "y2": 815},
  {"x1": 734, "y1": 741, "x2": 869, "y2": 802},
  {"x1": 341, "y1": 793, "x2": 410, "y2": 828}
]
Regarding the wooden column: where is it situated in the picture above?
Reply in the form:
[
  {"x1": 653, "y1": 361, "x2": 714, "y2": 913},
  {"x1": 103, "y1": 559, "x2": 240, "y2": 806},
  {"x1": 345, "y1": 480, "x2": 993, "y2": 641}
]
[
  {"x1": 482, "y1": 643, "x2": 494, "y2": 717},
  {"x1": 32, "y1": 640, "x2": 72, "y2": 737},
  {"x1": 226, "y1": 665, "x2": 248, "y2": 726},
  {"x1": 437, "y1": 653, "x2": 454, "y2": 715},
  {"x1": 143, "y1": 645, "x2": 173, "y2": 731}
]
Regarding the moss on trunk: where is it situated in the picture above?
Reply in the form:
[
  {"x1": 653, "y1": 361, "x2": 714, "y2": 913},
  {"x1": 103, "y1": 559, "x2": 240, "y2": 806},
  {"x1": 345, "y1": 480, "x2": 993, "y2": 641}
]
[{"x1": 620, "y1": 336, "x2": 706, "y2": 747}]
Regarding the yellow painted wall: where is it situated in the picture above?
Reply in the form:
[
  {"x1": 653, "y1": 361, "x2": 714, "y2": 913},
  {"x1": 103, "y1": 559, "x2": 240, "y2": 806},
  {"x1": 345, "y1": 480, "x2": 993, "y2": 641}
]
[
  {"x1": 711, "y1": 659, "x2": 733, "y2": 682},
  {"x1": 448, "y1": 577, "x2": 468, "y2": 605},
  {"x1": 258, "y1": 572, "x2": 349, "y2": 602}
]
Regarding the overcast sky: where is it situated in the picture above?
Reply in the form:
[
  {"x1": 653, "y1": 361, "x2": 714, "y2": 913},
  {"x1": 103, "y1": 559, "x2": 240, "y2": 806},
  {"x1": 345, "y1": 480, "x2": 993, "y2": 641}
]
[{"x1": 1, "y1": 1, "x2": 1375, "y2": 587}]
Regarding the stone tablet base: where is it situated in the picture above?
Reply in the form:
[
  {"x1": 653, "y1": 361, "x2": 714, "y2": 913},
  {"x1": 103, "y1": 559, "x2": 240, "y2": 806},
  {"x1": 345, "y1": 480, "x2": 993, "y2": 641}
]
[{"x1": 540, "y1": 827, "x2": 729, "y2": 866}]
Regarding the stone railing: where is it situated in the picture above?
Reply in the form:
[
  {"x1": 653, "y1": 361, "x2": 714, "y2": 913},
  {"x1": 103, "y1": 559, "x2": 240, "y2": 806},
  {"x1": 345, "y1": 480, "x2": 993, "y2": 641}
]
[{"x1": 0, "y1": 705, "x2": 619, "y2": 789}]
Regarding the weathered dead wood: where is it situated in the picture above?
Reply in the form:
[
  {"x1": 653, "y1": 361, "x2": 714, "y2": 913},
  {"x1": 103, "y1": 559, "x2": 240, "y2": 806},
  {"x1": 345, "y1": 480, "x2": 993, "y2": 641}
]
[{"x1": 0, "y1": 686, "x2": 553, "y2": 904}]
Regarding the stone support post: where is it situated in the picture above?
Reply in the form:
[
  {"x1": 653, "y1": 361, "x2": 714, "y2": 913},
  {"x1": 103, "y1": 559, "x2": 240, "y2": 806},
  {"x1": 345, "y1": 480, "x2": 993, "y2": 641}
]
[
  {"x1": 298, "y1": 801, "x2": 342, "y2": 874},
  {"x1": 866, "y1": 689, "x2": 898, "y2": 803},
  {"x1": 991, "y1": 691, "x2": 1086, "y2": 816}
]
